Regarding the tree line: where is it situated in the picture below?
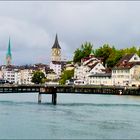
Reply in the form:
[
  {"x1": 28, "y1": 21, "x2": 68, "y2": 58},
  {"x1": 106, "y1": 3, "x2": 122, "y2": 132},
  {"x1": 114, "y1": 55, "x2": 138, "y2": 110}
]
[{"x1": 73, "y1": 42, "x2": 140, "y2": 68}]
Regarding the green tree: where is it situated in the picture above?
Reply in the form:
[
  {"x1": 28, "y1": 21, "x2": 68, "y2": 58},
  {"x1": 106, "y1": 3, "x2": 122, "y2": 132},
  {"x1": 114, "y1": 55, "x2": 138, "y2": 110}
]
[
  {"x1": 59, "y1": 69, "x2": 74, "y2": 85},
  {"x1": 106, "y1": 50, "x2": 123, "y2": 68},
  {"x1": 73, "y1": 42, "x2": 93, "y2": 63},
  {"x1": 73, "y1": 42, "x2": 140, "y2": 68},
  {"x1": 94, "y1": 44, "x2": 112, "y2": 65},
  {"x1": 31, "y1": 71, "x2": 45, "y2": 84},
  {"x1": 106, "y1": 49, "x2": 123, "y2": 67},
  {"x1": 137, "y1": 47, "x2": 140, "y2": 56},
  {"x1": 104, "y1": 46, "x2": 139, "y2": 68}
]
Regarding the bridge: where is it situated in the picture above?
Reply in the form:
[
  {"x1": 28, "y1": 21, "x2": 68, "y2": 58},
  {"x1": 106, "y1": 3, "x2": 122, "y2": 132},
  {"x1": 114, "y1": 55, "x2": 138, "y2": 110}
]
[{"x1": 0, "y1": 85, "x2": 140, "y2": 105}]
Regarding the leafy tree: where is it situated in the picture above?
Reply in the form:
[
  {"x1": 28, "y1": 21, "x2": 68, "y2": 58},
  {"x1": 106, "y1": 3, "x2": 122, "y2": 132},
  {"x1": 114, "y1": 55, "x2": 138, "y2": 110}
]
[
  {"x1": 94, "y1": 44, "x2": 112, "y2": 65},
  {"x1": 137, "y1": 47, "x2": 140, "y2": 56},
  {"x1": 73, "y1": 42, "x2": 93, "y2": 63},
  {"x1": 73, "y1": 41, "x2": 140, "y2": 68},
  {"x1": 105, "y1": 47, "x2": 120, "y2": 67},
  {"x1": 59, "y1": 69, "x2": 74, "y2": 85},
  {"x1": 106, "y1": 49, "x2": 123, "y2": 67},
  {"x1": 31, "y1": 71, "x2": 45, "y2": 84}
]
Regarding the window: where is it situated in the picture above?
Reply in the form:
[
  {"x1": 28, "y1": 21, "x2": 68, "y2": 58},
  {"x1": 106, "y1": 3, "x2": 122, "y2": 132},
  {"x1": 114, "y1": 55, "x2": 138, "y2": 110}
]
[{"x1": 134, "y1": 57, "x2": 137, "y2": 60}]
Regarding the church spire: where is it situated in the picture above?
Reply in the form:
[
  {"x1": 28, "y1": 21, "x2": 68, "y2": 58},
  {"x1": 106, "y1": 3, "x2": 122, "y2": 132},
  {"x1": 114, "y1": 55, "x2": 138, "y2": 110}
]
[
  {"x1": 52, "y1": 34, "x2": 61, "y2": 49},
  {"x1": 6, "y1": 37, "x2": 12, "y2": 66},
  {"x1": 51, "y1": 34, "x2": 61, "y2": 62},
  {"x1": 6, "y1": 37, "x2": 12, "y2": 57}
]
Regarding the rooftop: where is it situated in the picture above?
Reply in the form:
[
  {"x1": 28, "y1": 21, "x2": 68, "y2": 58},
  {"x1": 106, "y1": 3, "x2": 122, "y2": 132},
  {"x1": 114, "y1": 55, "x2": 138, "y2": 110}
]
[
  {"x1": 116, "y1": 53, "x2": 135, "y2": 67},
  {"x1": 88, "y1": 73, "x2": 111, "y2": 77},
  {"x1": 52, "y1": 34, "x2": 61, "y2": 49},
  {"x1": 113, "y1": 62, "x2": 140, "y2": 70}
]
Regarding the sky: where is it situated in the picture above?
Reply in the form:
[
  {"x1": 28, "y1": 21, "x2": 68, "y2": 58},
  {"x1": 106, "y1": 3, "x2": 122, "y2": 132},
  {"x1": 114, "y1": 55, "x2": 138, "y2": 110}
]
[{"x1": 0, "y1": 1, "x2": 140, "y2": 65}]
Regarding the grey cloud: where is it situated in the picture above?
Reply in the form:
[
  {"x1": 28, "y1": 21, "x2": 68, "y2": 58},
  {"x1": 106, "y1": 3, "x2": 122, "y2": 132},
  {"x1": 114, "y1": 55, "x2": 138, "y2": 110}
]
[{"x1": 0, "y1": 1, "x2": 140, "y2": 65}]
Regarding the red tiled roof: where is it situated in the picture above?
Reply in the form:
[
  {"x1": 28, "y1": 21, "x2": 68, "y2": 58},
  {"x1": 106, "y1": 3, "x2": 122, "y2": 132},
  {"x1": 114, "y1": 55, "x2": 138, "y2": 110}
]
[
  {"x1": 113, "y1": 62, "x2": 140, "y2": 70},
  {"x1": 88, "y1": 62, "x2": 99, "y2": 69},
  {"x1": 116, "y1": 53, "x2": 135, "y2": 67},
  {"x1": 51, "y1": 61, "x2": 66, "y2": 65},
  {"x1": 81, "y1": 57, "x2": 91, "y2": 62}
]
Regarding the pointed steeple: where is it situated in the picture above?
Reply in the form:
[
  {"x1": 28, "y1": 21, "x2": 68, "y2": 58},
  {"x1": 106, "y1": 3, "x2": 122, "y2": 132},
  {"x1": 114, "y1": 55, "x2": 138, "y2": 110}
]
[
  {"x1": 6, "y1": 37, "x2": 12, "y2": 66},
  {"x1": 52, "y1": 34, "x2": 61, "y2": 49},
  {"x1": 6, "y1": 37, "x2": 12, "y2": 58}
]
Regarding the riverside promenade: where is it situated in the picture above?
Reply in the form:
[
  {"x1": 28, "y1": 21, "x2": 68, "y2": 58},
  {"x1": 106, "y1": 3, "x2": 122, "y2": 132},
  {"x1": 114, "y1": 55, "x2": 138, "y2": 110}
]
[{"x1": 0, "y1": 84, "x2": 140, "y2": 104}]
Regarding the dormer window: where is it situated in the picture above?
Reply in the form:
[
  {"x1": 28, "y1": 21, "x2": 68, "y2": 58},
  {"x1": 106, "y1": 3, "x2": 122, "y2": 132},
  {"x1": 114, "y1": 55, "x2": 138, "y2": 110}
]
[
  {"x1": 123, "y1": 60, "x2": 127, "y2": 64},
  {"x1": 134, "y1": 57, "x2": 137, "y2": 60}
]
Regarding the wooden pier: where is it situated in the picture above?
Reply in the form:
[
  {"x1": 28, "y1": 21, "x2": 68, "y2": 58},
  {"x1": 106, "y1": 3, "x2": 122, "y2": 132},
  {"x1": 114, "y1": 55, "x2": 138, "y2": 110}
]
[{"x1": 0, "y1": 85, "x2": 140, "y2": 104}]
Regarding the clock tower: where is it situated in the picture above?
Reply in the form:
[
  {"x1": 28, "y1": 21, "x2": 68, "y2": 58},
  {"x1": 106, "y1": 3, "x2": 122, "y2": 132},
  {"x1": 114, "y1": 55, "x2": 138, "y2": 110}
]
[{"x1": 51, "y1": 34, "x2": 61, "y2": 62}]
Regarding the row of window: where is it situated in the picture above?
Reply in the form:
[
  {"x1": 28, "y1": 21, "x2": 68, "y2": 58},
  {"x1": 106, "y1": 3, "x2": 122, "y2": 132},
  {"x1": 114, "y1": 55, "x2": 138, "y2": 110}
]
[
  {"x1": 5, "y1": 75, "x2": 15, "y2": 77},
  {"x1": 112, "y1": 75, "x2": 129, "y2": 78},
  {"x1": 7, "y1": 78, "x2": 15, "y2": 81},
  {"x1": 6, "y1": 71, "x2": 14, "y2": 74},
  {"x1": 89, "y1": 80, "x2": 108, "y2": 84},
  {"x1": 89, "y1": 77, "x2": 111, "y2": 79},
  {"x1": 112, "y1": 70, "x2": 129, "y2": 73}
]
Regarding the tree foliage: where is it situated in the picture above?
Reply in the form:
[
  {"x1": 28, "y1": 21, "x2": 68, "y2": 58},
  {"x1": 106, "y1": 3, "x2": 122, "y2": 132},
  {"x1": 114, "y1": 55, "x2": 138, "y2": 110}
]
[
  {"x1": 95, "y1": 45, "x2": 140, "y2": 67},
  {"x1": 73, "y1": 42, "x2": 140, "y2": 68},
  {"x1": 31, "y1": 71, "x2": 46, "y2": 84},
  {"x1": 73, "y1": 42, "x2": 93, "y2": 63},
  {"x1": 94, "y1": 44, "x2": 112, "y2": 65},
  {"x1": 59, "y1": 69, "x2": 74, "y2": 85}
]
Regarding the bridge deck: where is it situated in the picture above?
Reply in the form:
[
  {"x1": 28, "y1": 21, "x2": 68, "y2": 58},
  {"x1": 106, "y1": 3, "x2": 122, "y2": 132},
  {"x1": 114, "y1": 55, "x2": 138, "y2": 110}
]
[
  {"x1": 0, "y1": 85, "x2": 139, "y2": 95},
  {"x1": 0, "y1": 85, "x2": 140, "y2": 105}
]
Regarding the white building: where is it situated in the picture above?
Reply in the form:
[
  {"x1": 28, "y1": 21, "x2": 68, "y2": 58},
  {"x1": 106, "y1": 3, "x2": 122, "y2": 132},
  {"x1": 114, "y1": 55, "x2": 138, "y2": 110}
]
[
  {"x1": 50, "y1": 61, "x2": 62, "y2": 77},
  {"x1": 88, "y1": 73, "x2": 112, "y2": 85},
  {"x1": 74, "y1": 64, "x2": 90, "y2": 84},
  {"x1": 16, "y1": 69, "x2": 33, "y2": 85},
  {"x1": 74, "y1": 55, "x2": 106, "y2": 84},
  {"x1": 1, "y1": 65, "x2": 47, "y2": 85},
  {"x1": 2, "y1": 67, "x2": 16, "y2": 83},
  {"x1": 112, "y1": 53, "x2": 140, "y2": 86}
]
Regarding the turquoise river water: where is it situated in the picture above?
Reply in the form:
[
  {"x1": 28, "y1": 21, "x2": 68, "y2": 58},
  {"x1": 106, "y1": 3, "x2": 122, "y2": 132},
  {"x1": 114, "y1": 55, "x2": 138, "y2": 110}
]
[{"x1": 0, "y1": 93, "x2": 140, "y2": 139}]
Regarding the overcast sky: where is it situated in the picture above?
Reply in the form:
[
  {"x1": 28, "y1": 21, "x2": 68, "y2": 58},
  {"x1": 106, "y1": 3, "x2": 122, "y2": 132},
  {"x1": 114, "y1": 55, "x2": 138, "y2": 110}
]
[{"x1": 0, "y1": 1, "x2": 140, "y2": 65}]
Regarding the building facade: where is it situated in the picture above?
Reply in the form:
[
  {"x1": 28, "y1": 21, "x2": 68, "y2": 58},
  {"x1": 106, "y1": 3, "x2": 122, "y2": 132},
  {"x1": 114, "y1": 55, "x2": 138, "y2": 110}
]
[
  {"x1": 88, "y1": 73, "x2": 112, "y2": 85},
  {"x1": 50, "y1": 61, "x2": 62, "y2": 77},
  {"x1": 74, "y1": 55, "x2": 106, "y2": 84},
  {"x1": 16, "y1": 68, "x2": 33, "y2": 85},
  {"x1": 112, "y1": 53, "x2": 140, "y2": 86},
  {"x1": 2, "y1": 66, "x2": 16, "y2": 83}
]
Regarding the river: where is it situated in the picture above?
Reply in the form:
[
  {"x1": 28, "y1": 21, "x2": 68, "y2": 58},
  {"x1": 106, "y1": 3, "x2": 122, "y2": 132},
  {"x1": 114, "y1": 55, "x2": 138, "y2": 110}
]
[{"x1": 0, "y1": 93, "x2": 140, "y2": 139}]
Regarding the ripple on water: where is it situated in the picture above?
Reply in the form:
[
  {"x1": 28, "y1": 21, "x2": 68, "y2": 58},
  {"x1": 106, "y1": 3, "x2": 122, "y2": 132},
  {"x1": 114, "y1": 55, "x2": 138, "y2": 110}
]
[{"x1": 0, "y1": 94, "x2": 140, "y2": 139}]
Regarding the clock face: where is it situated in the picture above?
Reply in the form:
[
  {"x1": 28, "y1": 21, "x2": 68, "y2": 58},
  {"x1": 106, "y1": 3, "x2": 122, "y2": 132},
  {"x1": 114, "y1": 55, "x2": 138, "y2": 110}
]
[
  {"x1": 52, "y1": 49, "x2": 60, "y2": 56},
  {"x1": 52, "y1": 49, "x2": 56, "y2": 55},
  {"x1": 57, "y1": 50, "x2": 60, "y2": 55}
]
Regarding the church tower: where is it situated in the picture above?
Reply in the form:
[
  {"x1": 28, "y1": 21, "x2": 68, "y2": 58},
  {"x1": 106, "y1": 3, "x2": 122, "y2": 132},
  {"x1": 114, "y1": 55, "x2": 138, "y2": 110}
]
[
  {"x1": 51, "y1": 34, "x2": 61, "y2": 62},
  {"x1": 6, "y1": 38, "x2": 12, "y2": 66}
]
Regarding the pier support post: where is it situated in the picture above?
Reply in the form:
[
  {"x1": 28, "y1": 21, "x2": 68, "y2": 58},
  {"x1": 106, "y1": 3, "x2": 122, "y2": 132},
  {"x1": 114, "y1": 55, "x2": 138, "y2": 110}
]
[
  {"x1": 38, "y1": 93, "x2": 42, "y2": 103},
  {"x1": 52, "y1": 93, "x2": 57, "y2": 105}
]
